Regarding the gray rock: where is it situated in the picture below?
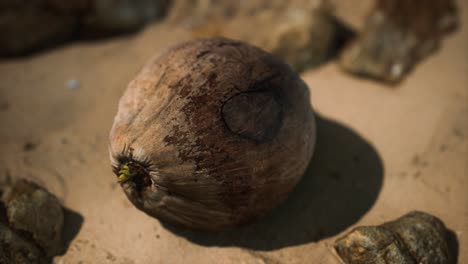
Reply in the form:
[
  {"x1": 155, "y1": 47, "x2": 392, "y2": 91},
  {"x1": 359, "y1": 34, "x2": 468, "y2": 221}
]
[
  {"x1": 169, "y1": 0, "x2": 337, "y2": 72},
  {"x1": 0, "y1": 223, "x2": 48, "y2": 264},
  {"x1": 383, "y1": 211, "x2": 451, "y2": 264},
  {"x1": 0, "y1": 0, "x2": 169, "y2": 56},
  {"x1": 335, "y1": 211, "x2": 453, "y2": 264},
  {"x1": 339, "y1": 0, "x2": 459, "y2": 83},
  {"x1": 1, "y1": 179, "x2": 65, "y2": 259},
  {"x1": 66, "y1": 79, "x2": 81, "y2": 90}
]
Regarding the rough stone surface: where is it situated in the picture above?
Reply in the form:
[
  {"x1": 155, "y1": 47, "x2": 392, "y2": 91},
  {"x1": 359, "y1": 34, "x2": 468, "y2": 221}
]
[
  {"x1": 335, "y1": 211, "x2": 453, "y2": 264},
  {"x1": 339, "y1": 0, "x2": 459, "y2": 83},
  {"x1": 0, "y1": 223, "x2": 48, "y2": 264},
  {"x1": 1, "y1": 0, "x2": 341, "y2": 72},
  {"x1": 0, "y1": 179, "x2": 65, "y2": 260},
  {"x1": 169, "y1": 0, "x2": 337, "y2": 71}
]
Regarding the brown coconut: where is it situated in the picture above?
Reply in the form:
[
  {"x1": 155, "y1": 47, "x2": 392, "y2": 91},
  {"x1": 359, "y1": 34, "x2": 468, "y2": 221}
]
[{"x1": 109, "y1": 38, "x2": 316, "y2": 231}]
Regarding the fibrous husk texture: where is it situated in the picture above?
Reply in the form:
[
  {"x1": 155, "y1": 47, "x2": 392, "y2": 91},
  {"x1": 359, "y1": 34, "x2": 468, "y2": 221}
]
[{"x1": 109, "y1": 37, "x2": 316, "y2": 231}]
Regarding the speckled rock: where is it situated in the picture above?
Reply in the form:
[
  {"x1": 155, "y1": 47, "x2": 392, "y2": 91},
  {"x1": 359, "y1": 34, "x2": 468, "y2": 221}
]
[
  {"x1": 0, "y1": 223, "x2": 48, "y2": 264},
  {"x1": 335, "y1": 211, "x2": 453, "y2": 264},
  {"x1": 1, "y1": 179, "x2": 65, "y2": 260},
  {"x1": 339, "y1": 0, "x2": 459, "y2": 83}
]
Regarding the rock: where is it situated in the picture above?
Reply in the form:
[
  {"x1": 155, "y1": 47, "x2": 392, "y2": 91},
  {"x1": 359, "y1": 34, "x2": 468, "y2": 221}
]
[
  {"x1": 334, "y1": 211, "x2": 453, "y2": 264},
  {"x1": 0, "y1": 0, "x2": 169, "y2": 56},
  {"x1": 66, "y1": 79, "x2": 81, "y2": 90},
  {"x1": 0, "y1": 223, "x2": 48, "y2": 264},
  {"x1": 169, "y1": 0, "x2": 337, "y2": 72},
  {"x1": 82, "y1": 0, "x2": 169, "y2": 35},
  {"x1": 339, "y1": 0, "x2": 459, "y2": 83},
  {"x1": 1, "y1": 179, "x2": 65, "y2": 260},
  {"x1": 0, "y1": 3, "x2": 77, "y2": 56}
]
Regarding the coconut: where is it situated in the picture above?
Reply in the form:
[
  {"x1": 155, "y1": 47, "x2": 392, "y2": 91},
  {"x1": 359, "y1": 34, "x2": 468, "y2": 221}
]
[{"x1": 109, "y1": 38, "x2": 316, "y2": 231}]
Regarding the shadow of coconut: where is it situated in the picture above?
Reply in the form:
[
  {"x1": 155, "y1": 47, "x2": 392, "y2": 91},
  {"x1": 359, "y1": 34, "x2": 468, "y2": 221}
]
[{"x1": 163, "y1": 114, "x2": 384, "y2": 250}]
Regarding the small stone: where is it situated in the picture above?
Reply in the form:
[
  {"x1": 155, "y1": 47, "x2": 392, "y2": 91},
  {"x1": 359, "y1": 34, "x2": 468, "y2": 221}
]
[
  {"x1": 1, "y1": 179, "x2": 65, "y2": 259},
  {"x1": 335, "y1": 211, "x2": 453, "y2": 264},
  {"x1": 339, "y1": 0, "x2": 459, "y2": 83},
  {"x1": 66, "y1": 79, "x2": 81, "y2": 90}
]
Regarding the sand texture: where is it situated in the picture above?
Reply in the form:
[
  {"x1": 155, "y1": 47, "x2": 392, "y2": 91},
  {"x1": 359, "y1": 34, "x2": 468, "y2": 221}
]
[{"x1": 0, "y1": 1, "x2": 467, "y2": 263}]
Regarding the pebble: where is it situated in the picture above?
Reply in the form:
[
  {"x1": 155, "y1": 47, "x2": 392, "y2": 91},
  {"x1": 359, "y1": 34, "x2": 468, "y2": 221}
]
[{"x1": 66, "y1": 79, "x2": 81, "y2": 90}]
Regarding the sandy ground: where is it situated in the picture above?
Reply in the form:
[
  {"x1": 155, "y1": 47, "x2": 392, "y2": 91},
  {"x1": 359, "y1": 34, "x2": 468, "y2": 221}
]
[{"x1": 0, "y1": 1, "x2": 467, "y2": 263}]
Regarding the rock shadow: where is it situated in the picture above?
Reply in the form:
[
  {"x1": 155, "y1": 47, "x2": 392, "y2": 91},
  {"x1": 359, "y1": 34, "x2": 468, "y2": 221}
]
[
  {"x1": 62, "y1": 207, "x2": 84, "y2": 252},
  {"x1": 164, "y1": 114, "x2": 384, "y2": 250},
  {"x1": 446, "y1": 229, "x2": 459, "y2": 264}
]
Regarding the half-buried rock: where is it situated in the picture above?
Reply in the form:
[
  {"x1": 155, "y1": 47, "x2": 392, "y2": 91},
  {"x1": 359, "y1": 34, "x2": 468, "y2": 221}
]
[
  {"x1": 334, "y1": 211, "x2": 455, "y2": 264},
  {"x1": 0, "y1": 179, "x2": 65, "y2": 263},
  {"x1": 339, "y1": 0, "x2": 459, "y2": 84}
]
